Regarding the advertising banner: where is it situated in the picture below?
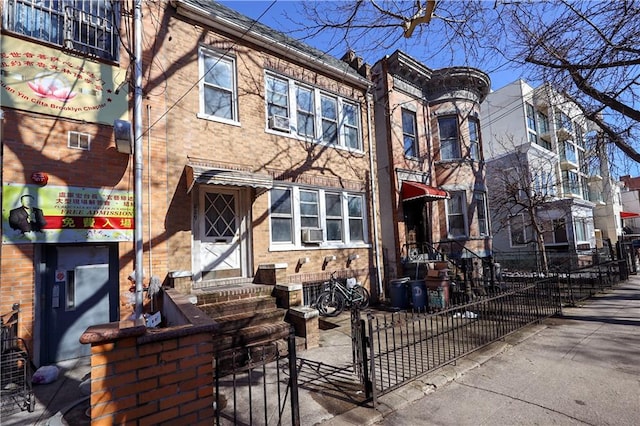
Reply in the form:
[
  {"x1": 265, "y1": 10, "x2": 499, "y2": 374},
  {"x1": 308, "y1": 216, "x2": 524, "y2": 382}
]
[
  {"x1": 1, "y1": 36, "x2": 128, "y2": 125},
  {"x1": 2, "y1": 183, "x2": 134, "y2": 244}
]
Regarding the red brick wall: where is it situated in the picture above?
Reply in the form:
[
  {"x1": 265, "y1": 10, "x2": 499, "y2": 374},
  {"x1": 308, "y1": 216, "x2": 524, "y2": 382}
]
[{"x1": 89, "y1": 331, "x2": 214, "y2": 425}]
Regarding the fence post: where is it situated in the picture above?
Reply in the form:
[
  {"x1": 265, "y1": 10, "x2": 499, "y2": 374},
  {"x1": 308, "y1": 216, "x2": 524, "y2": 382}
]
[
  {"x1": 287, "y1": 328, "x2": 300, "y2": 426},
  {"x1": 366, "y1": 311, "x2": 377, "y2": 406}
]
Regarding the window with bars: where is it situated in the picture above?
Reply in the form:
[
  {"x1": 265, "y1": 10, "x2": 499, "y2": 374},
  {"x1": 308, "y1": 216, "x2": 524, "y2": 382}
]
[{"x1": 4, "y1": 0, "x2": 119, "y2": 61}]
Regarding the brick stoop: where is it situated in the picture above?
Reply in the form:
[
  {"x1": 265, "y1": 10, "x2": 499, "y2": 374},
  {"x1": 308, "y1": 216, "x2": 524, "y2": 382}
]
[{"x1": 193, "y1": 282, "x2": 296, "y2": 372}]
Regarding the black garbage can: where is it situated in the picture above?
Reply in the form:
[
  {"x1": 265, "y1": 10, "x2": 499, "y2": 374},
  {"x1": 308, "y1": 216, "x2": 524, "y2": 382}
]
[
  {"x1": 389, "y1": 278, "x2": 410, "y2": 309},
  {"x1": 409, "y1": 280, "x2": 427, "y2": 311}
]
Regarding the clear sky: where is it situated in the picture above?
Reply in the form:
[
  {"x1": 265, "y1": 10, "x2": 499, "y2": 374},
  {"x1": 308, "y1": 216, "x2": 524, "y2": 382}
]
[
  {"x1": 218, "y1": 0, "x2": 524, "y2": 92},
  {"x1": 218, "y1": 1, "x2": 639, "y2": 179}
]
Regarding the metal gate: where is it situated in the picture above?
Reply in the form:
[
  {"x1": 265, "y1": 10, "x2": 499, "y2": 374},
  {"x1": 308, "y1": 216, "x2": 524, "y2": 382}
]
[{"x1": 214, "y1": 328, "x2": 300, "y2": 425}]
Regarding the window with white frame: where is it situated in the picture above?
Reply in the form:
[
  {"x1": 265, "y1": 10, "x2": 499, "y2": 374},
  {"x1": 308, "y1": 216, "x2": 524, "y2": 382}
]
[
  {"x1": 68, "y1": 131, "x2": 91, "y2": 150},
  {"x1": 296, "y1": 86, "x2": 315, "y2": 138},
  {"x1": 267, "y1": 75, "x2": 289, "y2": 119},
  {"x1": 473, "y1": 192, "x2": 489, "y2": 236},
  {"x1": 300, "y1": 190, "x2": 319, "y2": 228},
  {"x1": 469, "y1": 117, "x2": 480, "y2": 160},
  {"x1": 402, "y1": 108, "x2": 418, "y2": 158},
  {"x1": 200, "y1": 47, "x2": 237, "y2": 122},
  {"x1": 348, "y1": 195, "x2": 364, "y2": 241},
  {"x1": 4, "y1": 0, "x2": 119, "y2": 61},
  {"x1": 270, "y1": 188, "x2": 293, "y2": 243},
  {"x1": 265, "y1": 73, "x2": 362, "y2": 150},
  {"x1": 269, "y1": 186, "x2": 366, "y2": 246},
  {"x1": 325, "y1": 193, "x2": 343, "y2": 241},
  {"x1": 446, "y1": 191, "x2": 467, "y2": 238},
  {"x1": 574, "y1": 218, "x2": 590, "y2": 242},
  {"x1": 438, "y1": 116, "x2": 461, "y2": 160},
  {"x1": 321, "y1": 95, "x2": 338, "y2": 144}
]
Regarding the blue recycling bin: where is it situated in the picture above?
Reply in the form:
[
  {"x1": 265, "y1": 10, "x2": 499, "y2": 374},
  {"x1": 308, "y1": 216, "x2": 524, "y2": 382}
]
[
  {"x1": 409, "y1": 280, "x2": 427, "y2": 311},
  {"x1": 389, "y1": 278, "x2": 410, "y2": 309}
]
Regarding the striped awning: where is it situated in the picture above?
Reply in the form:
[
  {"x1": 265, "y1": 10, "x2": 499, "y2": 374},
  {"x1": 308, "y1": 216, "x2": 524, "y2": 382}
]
[{"x1": 186, "y1": 165, "x2": 273, "y2": 193}]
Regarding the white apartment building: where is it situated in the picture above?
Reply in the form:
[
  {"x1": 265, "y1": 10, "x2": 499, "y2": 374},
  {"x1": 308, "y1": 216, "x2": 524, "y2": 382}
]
[{"x1": 480, "y1": 80, "x2": 622, "y2": 257}]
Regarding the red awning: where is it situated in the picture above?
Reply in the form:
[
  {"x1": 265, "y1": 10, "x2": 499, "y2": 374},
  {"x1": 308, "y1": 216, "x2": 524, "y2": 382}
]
[
  {"x1": 401, "y1": 181, "x2": 449, "y2": 202},
  {"x1": 621, "y1": 211, "x2": 640, "y2": 219}
]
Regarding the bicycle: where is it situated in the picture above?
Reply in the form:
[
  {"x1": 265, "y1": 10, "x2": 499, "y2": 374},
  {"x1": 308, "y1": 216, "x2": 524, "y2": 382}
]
[{"x1": 315, "y1": 272, "x2": 370, "y2": 317}]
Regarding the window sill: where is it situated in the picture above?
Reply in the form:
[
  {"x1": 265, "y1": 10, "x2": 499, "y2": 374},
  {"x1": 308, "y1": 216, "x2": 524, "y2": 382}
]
[
  {"x1": 269, "y1": 242, "x2": 370, "y2": 252},
  {"x1": 197, "y1": 113, "x2": 241, "y2": 127}
]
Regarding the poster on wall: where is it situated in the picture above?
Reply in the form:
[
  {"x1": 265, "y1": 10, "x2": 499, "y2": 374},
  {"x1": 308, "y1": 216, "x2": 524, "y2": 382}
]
[
  {"x1": 2, "y1": 183, "x2": 134, "y2": 244},
  {"x1": 0, "y1": 36, "x2": 128, "y2": 125}
]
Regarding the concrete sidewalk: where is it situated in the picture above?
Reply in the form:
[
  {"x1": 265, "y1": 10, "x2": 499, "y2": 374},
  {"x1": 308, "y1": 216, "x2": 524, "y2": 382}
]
[
  {"x1": 3, "y1": 275, "x2": 638, "y2": 425},
  {"x1": 364, "y1": 276, "x2": 640, "y2": 426}
]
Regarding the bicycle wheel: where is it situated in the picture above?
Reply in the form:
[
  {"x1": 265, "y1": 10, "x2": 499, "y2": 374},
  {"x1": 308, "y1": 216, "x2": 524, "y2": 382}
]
[
  {"x1": 316, "y1": 291, "x2": 345, "y2": 317},
  {"x1": 352, "y1": 285, "x2": 370, "y2": 308}
]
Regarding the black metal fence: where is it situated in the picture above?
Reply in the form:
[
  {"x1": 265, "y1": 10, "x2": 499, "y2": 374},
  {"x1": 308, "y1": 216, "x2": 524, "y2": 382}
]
[
  {"x1": 214, "y1": 329, "x2": 300, "y2": 426},
  {"x1": 356, "y1": 278, "x2": 561, "y2": 405}
]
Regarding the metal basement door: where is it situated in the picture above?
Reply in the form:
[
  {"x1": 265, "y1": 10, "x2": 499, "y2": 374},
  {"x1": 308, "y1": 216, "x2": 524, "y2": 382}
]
[{"x1": 43, "y1": 245, "x2": 114, "y2": 363}]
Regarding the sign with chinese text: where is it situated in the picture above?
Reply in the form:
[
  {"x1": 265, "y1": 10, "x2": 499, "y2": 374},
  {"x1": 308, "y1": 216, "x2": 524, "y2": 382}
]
[
  {"x1": 2, "y1": 183, "x2": 134, "y2": 244},
  {"x1": 0, "y1": 36, "x2": 128, "y2": 125}
]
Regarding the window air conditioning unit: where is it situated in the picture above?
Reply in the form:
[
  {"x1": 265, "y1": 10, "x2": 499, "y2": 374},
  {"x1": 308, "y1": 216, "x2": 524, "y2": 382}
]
[
  {"x1": 268, "y1": 115, "x2": 290, "y2": 132},
  {"x1": 301, "y1": 228, "x2": 323, "y2": 244}
]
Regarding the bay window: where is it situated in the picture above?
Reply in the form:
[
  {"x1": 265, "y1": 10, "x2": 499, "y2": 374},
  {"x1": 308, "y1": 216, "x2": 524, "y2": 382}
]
[{"x1": 438, "y1": 116, "x2": 461, "y2": 160}]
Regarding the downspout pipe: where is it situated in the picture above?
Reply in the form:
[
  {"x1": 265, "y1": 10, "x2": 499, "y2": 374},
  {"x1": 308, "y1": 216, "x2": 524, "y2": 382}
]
[
  {"x1": 134, "y1": 0, "x2": 144, "y2": 319},
  {"x1": 366, "y1": 90, "x2": 384, "y2": 300}
]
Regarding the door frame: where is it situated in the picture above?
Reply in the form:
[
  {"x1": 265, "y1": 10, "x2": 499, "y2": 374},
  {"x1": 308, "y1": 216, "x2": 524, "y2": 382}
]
[{"x1": 192, "y1": 185, "x2": 253, "y2": 282}]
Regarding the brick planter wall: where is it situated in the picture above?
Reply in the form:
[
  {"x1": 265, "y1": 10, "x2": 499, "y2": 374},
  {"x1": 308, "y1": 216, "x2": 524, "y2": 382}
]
[{"x1": 81, "y1": 289, "x2": 218, "y2": 425}]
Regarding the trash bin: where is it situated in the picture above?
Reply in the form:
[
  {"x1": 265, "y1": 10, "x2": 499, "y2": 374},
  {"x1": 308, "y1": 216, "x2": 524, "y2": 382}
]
[
  {"x1": 408, "y1": 280, "x2": 427, "y2": 310},
  {"x1": 389, "y1": 277, "x2": 410, "y2": 309},
  {"x1": 426, "y1": 277, "x2": 450, "y2": 310}
]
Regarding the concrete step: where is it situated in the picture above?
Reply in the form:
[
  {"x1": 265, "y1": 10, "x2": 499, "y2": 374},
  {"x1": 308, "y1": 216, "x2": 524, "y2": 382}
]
[
  {"x1": 215, "y1": 321, "x2": 292, "y2": 354},
  {"x1": 198, "y1": 295, "x2": 278, "y2": 317},
  {"x1": 214, "y1": 308, "x2": 286, "y2": 333},
  {"x1": 195, "y1": 283, "x2": 274, "y2": 305}
]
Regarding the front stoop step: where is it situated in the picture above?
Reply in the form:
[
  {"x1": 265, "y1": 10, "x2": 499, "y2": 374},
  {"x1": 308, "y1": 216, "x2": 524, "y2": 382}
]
[
  {"x1": 198, "y1": 295, "x2": 278, "y2": 317},
  {"x1": 216, "y1": 322, "x2": 292, "y2": 353},
  {"x1": 194, "y1": 283, "x2": 275, "y2": 305},
  {"x1": 214, "y1": 309, "x2": 286, "y2": 333}
]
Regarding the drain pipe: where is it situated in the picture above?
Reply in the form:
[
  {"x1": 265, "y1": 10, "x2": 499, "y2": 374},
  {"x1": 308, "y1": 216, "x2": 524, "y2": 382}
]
[
  {"x1": 366, "y1": 89, "x2": 384, "y2": 300},
  {"x1": 133, "y1": 0, "x2": 144, "y2": 319}
]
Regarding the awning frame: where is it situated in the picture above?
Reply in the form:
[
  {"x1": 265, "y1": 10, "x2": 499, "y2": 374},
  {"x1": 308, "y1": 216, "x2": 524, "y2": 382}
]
[{"x1": 185, "y1": 164, "x2": 273, "y2": 193}]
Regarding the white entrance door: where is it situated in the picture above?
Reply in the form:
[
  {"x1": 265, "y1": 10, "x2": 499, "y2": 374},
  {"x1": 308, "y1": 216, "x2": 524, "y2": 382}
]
[{"x1": 197, "y1": 188, "x2": 242, "y2": 280}]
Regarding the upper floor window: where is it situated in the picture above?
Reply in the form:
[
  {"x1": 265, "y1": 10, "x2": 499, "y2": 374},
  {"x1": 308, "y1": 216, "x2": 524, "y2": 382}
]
[
  {"x1": 468, "y1": 118, "x2": 480, "y2": 160},
  {"x1": 4, "y1": 0, "x2": 119, "y2": 61},
  {"x1": 473, "y1": 191, "x2": 489, "y2": 236},
  {"x1": 265, "y1": 73, "x2": 363, "y2": 150},
  {"x1": 555, "y1": 111, "x2": 573, "y2": 133},
  {"x1": 446, "y1": 191, "x2": 467, "y2": 238},
  {"x1": 402, "y1": 109, "x2": 418, "y2": 158},
  {"x1": 438, "y1": 116, "x2": 461, "y2": 160},
  {"x1": 526, "y1": 103, "x2": 537, "y2": 131},
  {"x1": 199, "y1": 47, "x2": 238, "y2": 123}
]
